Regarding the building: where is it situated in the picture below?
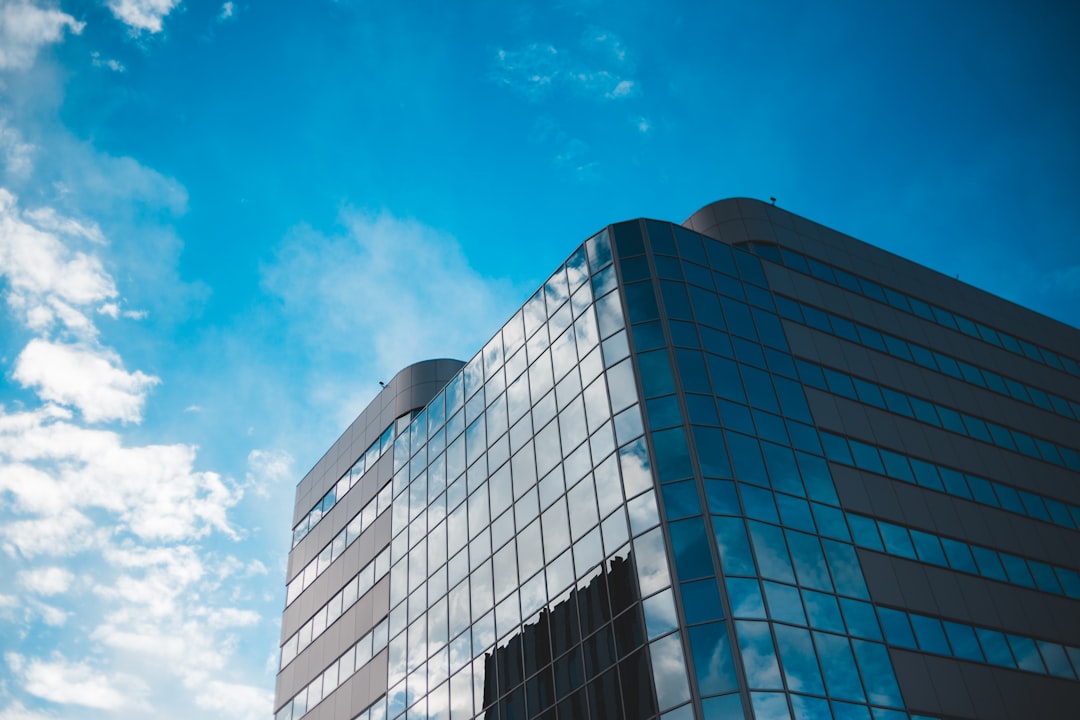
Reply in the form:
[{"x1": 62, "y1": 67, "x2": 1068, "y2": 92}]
[{"x1": 274, "y1": 198, "x2": 1080, "y2": 720}]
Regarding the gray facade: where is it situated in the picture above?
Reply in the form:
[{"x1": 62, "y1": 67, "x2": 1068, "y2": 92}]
[{"x1": 275, "y1": 199, "x2": 1080, "y2": 720}]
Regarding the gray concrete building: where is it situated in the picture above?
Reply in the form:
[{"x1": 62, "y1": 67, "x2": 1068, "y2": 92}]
[{"x1": 275, "y1": 198, "x2": 1080, "y2": 720}]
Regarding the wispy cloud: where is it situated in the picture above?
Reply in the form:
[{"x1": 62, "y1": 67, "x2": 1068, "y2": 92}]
[
  {"x1": 553, "y1": 137, "x2": 598, "y2": 179},
  {"x1": 528, "y1": 114, "x2": 598, "y2": 179},
  {"x1": 262, "y1": 209, "x2": 521, "y2": 426},
  {"x1": 1042, "y1": 264, "x2": 1080, "y2": 294},
  {"x1": 493, "y1": 43, "x2": 560, "y2": 98},
  {"x1": 8, "y1": 654, "x2": 149, "y2": 712},
  {"x1": 0, "y1": 1, "x2": 84, "y2": 70},
  {"x1": 492, "y1": 29, "x2": 640, "y2": 102},
  {"x1": 90, "y1": 52, "x2": 125, "y2": 73},
  {"x1": 245, "y1": 448, "x2": 293, "y2": 499},
  {"x1": 0, "y1": 117, "x2": 35, "y2": 177},
  {"x1": 0, "y1": 701, "x2": 57, "y2": 720},
  {"x1": 106, "y1": 0, "x2": 181, "y2": 34}
]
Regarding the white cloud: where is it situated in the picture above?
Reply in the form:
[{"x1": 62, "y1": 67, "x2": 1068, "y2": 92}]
[
  {"x1": 0, "y1": 1, "x2": 84, "y2": 70},
  {"x1": 606, "y1": 79, "x2": 637, "y2": 99},
  {"x1": 493, "y1": 44, "x2": 560, "y2": 97},
  {"x1": 89, "y1": 553, "x2": 272, "y2": 719},
  {"x1": 106, "y1": 0, "x2": 181, "y2": 33},
  {"x1": 590, "y1": 31, "x2": 627, "y2": 62},
  {"x1": 12, "y1": 654, "x2": 148, "y2": 711},
  {"x1": 32, "y1": 601, "x2": 68, "y2": 626},
  {"x1": 94, "y1": 545, "x2": 205, "y2": 619},
  {"x1": 22, "y1": 205, "x2": 106, "y2": 244},
  {"x1": 16, "y1": 567, "x2": 73, "y2": 595},
  {"x1": 0, "y1": 406, "x2": 241, "y2": 555},
  {"x1": 244, "y1": 559, "x2": 268, "y2": 576},
  {"x1": 13, "y1": 340, "x2": 159, "y2": 423},
  {"x1": 0, "y1": 509, "x2": 99, "y2": 559},
  {"x1": 218, "y1": 2, "x2": 234, "y2": 21},
  {"x1": 0, "y1": 189, "x2": 118, "y2": 336},
  {"x1": 203, "y1": 606, "x2": 260, "y2": 629},
  {"x1": 90, "y1": 52, "x2": 125, "y2": 73},
  {"x1": 98, "y1": 304, "x2": 147, "y2": 320},
  {"x1": 492, "y1": 30, "x2": 639, "y2": 102},
  {"x1": 0, "y1": 701, "x2": 59, "y2": 720}
]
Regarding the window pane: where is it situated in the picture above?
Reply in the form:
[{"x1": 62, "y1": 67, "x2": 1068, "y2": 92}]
[
  {"x1": 712, "y1": 516, "x2": 756, "y2": 576},
  {"x1": 852, "y1": 640, "x2": 902, "y2": 707},
  {"x1": 803, "y1": 589, "x2": 844, "y2": 633},
  {"x1": 669, "y1": 516, "x2": 715, "y2": 580},
  {"x1": 774, "y1": 625, "x2": 824, "y2": 695},
  {"x1": 682, "y1": 578, "x2": 724, "y2": 624},
  {"x1": 877, "y1": 608, "x2": 916, "y2": 649},
  {"x1": 786, "y1": 530, "x2": 832, "y2": 592},
  {"x1": 650, "y1": 634, "x2": 692, "y2": 711},
  {"x1": 976, "y1": 627, "x2": 1015, "y2": 667},
  {"x1": 727, "y1": 577, "x2": 766, "y2": 619},
  {"x1": 943, "y1": 621, "x2": 983, "y2": 662},
  {"x1": 748, "y1": 521, "x2": 795, "y2": 583},
  {"x1": 689, "y1": 622, "x2": 741, "y2": 696},
  {"x1": 735, "y1": 621, "x2": 783, "y2": 689},
  {"x1": 910, "y1": 615, "x2": 950, "y2": 655},
  {"x1": 813, "y1": 632, "x2": 864, "y2": 702}
]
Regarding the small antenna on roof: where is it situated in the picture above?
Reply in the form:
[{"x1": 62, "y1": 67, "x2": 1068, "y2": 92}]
[
  {"x1": 378, "y1": 381, "x2": 386, "y2": 388},
  {"x1": 770, "y1": 197, "x2": 777, "y2": 206}
]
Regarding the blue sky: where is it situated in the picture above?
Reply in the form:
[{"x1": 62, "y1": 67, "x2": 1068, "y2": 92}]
[{"x1": 0, "y1": 1, "x2": 1077, "y2": 718}]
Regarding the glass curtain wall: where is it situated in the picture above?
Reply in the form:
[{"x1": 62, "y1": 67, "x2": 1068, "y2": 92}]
[
  {"x1": 365, "y1": 230, "x2": 688, "y2": 720},
  {"x1": 614, "y1": 219, "x2": 939, "y2": 720}
]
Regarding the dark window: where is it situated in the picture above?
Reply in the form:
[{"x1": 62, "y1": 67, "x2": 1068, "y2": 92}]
[
  {"x1": 612, "y1": 221, "x2": 644, "y2": 257},
  {"x1": 660, "y1": 280, "x2": 693, "y2": 320},
  {"x1": 705, "y1": 238, "x2": 739, "y2": 277},
  {"x1": 619, "y1": 255, "x2": 652, "y2": 282},
  {"x1": 672, "y1": 226, "x2": 707, "y2": 266},
  {"x1": 689, "y1": 623, "x2": 740, "y2": 695},
  {"x1": 623, "y1": 282, "x2": 659, "y2": 323},
  {"x1": 644, "y1": 220, "x2": 677, "y2": 256}
]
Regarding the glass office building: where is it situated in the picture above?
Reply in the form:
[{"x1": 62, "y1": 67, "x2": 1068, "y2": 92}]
[{"x1": 275, "y1": 198, "x2": 1080, "y2": 720}]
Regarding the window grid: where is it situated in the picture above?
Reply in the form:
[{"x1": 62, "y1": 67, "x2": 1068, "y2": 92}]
[
  {"x1": 631, "y1": 223, "x2": 914, "y2": 720},
  {"x1": 632, "y1": 223, "x2": 1079, "y2": 720},
  {"x1": 281, "y1": 546, "x2": 392, "y2": 669},
  {"x1": 275, "y1": 617, "x2": 390, "y2": 720},
  {"x1": 331, "y1": 229, "x2": 683, "y2": 720},
  {"x1": 744, "y1": 242, "x2": 1080, "y2": 380},
  {"x1": 293, "y1": 422, "x2": 396, "y2": 547},
  {"x1": 795, "y1": 359, "x2": 1080, "y2": 472},
  {"x1": 285, "y1": 483, "x2": 393, "y2": 607},
  {"x1": 814, "y1": 432, "x2": 1080, "y2": 533},
  {"x1": 772, "y1": 294, "x2": 1080, "y2": 424}
]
